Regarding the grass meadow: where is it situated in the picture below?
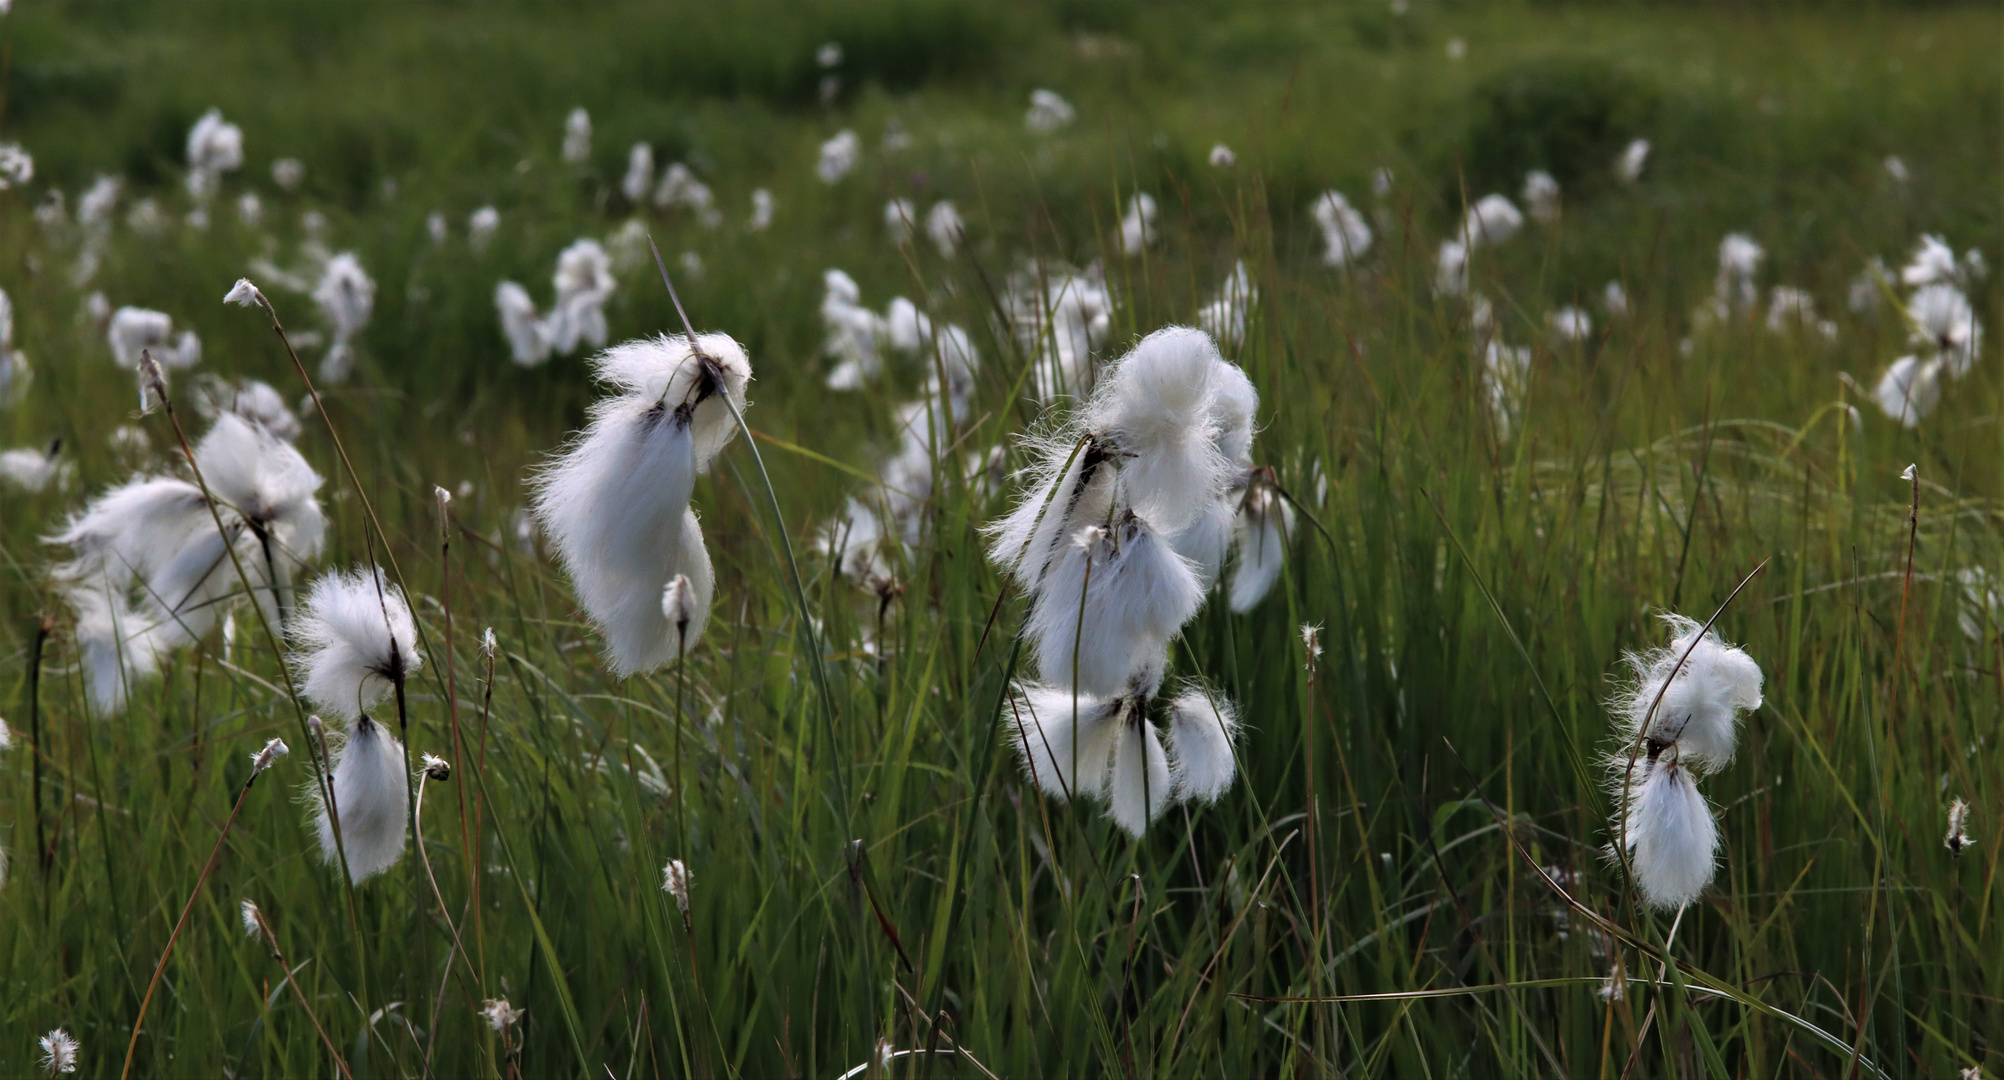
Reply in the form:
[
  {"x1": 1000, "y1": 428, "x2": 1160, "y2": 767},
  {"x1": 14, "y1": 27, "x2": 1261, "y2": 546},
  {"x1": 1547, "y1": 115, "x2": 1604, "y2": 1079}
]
[{"x1": 0, "y1": 2, "x2": 2000, "y2": 1076}]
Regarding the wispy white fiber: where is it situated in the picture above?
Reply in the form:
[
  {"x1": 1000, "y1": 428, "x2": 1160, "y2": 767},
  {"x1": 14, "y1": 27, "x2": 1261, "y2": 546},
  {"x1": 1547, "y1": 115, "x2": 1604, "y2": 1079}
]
[
  {"x1": 545, "y1": 239, "x2": 615, "y2": 354},
  {"x1": 495, "y1": 281, "x2": 550, "y2": 366},
  {"x1": 748, "y1": 188, "x2": 775, "y2": 231},
  {"x1": 1027, "y1": 517, "x2": 1204, "y2": 697},
  {"x1": 1872, "y1": 355, "x2": 1941, "y2": 428},
  {"x1": 107, "y1": 307, "x2": 200, "y2": 370},
  {"x1": 1521, "y1": 170, "x2": 1560, "y2": 223},
  {"x1": 925, "y1": 201, "x2": 963, "y2": 258},
  {"x1": 1197, "y1": 261, "x2": 1256, "y2": 352},
  {"x1": 816, "y1": 130, "x2": 860, "y2": 184},
  {"x1": 1615, "y1": 138, "x2": 1650, "y2": 183},
  {"x1": 1461, "y1": 194, "x2": 1523, "y2": 247},
  {"x1": 884, "y1": 199, "x2": 915, "y2": 247},
  {"x1": 311, "y1": 715, "x2": 410, "y2": 882},
  {"x1": 561, "y1": 107, "x2": 592, "y2": 165},
  {"x1": 1167, "y1": 688, "x2": 1240, "y2": 803},
  {"x1": 654, "y1": 164, "x2": 721, "y2": 228},
  {"x1": 1024, "y1": 89, "x2": 1075, "y2": 135},
  {"x1": 821, "y1": 269, "x2": 888, "y2": 390},
  {"x1": 1310, "y1": 191, "x2": 1372, "y2": 268},
  {"x1": 621, "y1": 142, "x2": 654, "y2": 202},
  {"x1": 185, "y1": 109, "x2": 244, "y2": 199},
  {"x1": 1907, "y1": 283, "x2": 1982, "y2": 377},
  {"x1": 291, "y1": 566, "x2": 420, "y2": 722},
  {"x1": 1119, "y1": 193, "x2": 1157, "y2": 255},
  {"x1": 1616, "y1": 758, "x2": 1717, "y2": 910},
  {"x1": 531, "y1": 333, "x2": 749, "y2": 674},
  {"x1": 1227, "y1": 482, "x2": 1293, "y2": 613},
  {"x1": 313, "y1": 253, "x2": 375, "y2": 382},
  {"x1": 1613, "y1": 613, "x2": 1763, "y2": 770}
]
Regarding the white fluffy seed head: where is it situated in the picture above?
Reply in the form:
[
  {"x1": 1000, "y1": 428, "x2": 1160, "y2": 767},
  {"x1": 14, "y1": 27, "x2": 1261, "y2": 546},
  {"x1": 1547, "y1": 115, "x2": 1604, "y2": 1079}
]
[
  {"x1": 1873, "y1": 355, "x2": 1942, "y2": 428},
  {"x1": 291, "y1": 566, "x2": 422, "y2": 722},
  {"x1": 1167, "y1": 688, "x2": 1240, "y2": 803},
  {"x1": 1086, "y1": 326, "x2": 1230, "y2": 534},
  {"x1": 1105, "y1": 717, "x2": 1171, "y2": 837},
  {"x1": 592, "y1": 332, "x2": 752, "y2": 467},
  {"x1": 240, "y1": 898, "x2": 263, "y2": 938},
  {"x1": 661, "y1": 858, "x2": 691, "y2": 913},
  {"x1": 311, "y1": 716, "x2": 409, "y2": 883},
  {"x1": 1614, "y1": 758, "x2": 1718, "y2": 910},
  {"x1": 1614, "y1": 613, "x2": 1763, "y2": 771},
  {"x1": 1227, "y1": 483, "x2": 1294, "y2": 613},
  {"x1": 39, "y1": 1028, "x2": 79, "y2": 1074},
  {"x1": 1028, "y1": 516, "x2": 1203, "y2": 697},
  {"x1": 495, "y1": 281, "x2": 551, "y2": 367}
]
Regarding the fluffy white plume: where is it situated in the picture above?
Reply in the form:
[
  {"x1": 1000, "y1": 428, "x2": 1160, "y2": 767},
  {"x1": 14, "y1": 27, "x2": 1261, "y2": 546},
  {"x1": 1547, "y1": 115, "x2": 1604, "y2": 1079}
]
[
  {"x1": 1167, "y1": 688, "x2": 1240, "y2": 803},
  {"x1": 0, "y1": 444, "x2": 67, "y2": 493},
  {"x1": 291, "y1": 566, "x2": 422, "y2": 722},
  {"x1": 821, "y1": 269, "x2": 888, "y2": 389},
  {"x1": 185, "y1": 109, "x2": 244, "y2": 198},
  {"x1": 561, "y1": 107, "x2": 592, "y2": 164},
  {"x1": 816, "y1": 130, "x2": 860, "y2": 183},
  {"x1": 1615, "y1": 759, "x2": 1717, "y2": 910},
  {"x1": 1105, "y1": 716, "x2": 1172, "y2": 837},
  {"x1": 1435, "y1": 240, "x2": 1469, "y2": 296},
  {"x1": 1907, "y1": 283, "x2": 1982, "y2": 378},
  {"x1": 654, "y1": 163, "x2": 721, "y2": 227},
  {"x1": 1007, "y1": 262, "x2": 1114, "y2": 401},
  {"x1": 1008, "y1": 665, "x2": 1157, "y2": 804},
  {"x1": 1197, "y1": 261, "x2": 1256, "y2": 351},
  {"x1": 1227, "y1": 482, "x2": 1293, "y2": 613},
  {"x1": 1616, "y1": 138, "x2": 1650, "y2": 183},
  {"x1": 495, "y1": 281, "x2": 551, "y2": 366},
  {"x1": 1614, "y1": 613, "x2": 1763, "y2": 771},
  {"x1": 1310, "y1": 191, "x2": 1373, "y2": 267},
  {"x1": 1028, "y1": 517, "x2": 1204, "y2": 696},
  {"x1": 925, "y1": 201, "x2": 963, "y2": 258},
  {"x1": 1170, "y1": 496, "x2": 1236, "y2": 592},
  {"x1": 469, "y1": 206, "x2": 500, "y2": 249},
  {"x1": 1484, "y1": 339, "x2": 1533, "y2": 437},
  {"x1": 1462, "y1": 194, "x2": 1523, "y2": 247},
  {"x1": 621, "y1": 142, "x2": 655, "y2": 203},
  {"x1": 313, "y1": 253, "x2": 375, "y2": 382},
  {"x1": 1208, "y1": 143, "x2": 1235, "y2": 167},
  {"x1": 1715, "y1": 233, "x2": 1763, "y2": 311},
  {"x1": 1084, "y1": 326, "x2": 1229, "y2": 534},
  {"x1": 312, "y1": 716, "x2": 410, "y2": 882},
  {"x1": 1024, "y1": 89, "x2": 1075, "y2": 134},
  {"x1": 1549, "y1": 306, "x2": 1593, "y2": 343},
  {"x1": 531, "y1": 333, "x2": 748, "y2": 674},
  {"x1": 1604, "y1": 281, "x2": 1631, "y2": 317},
  {"x1": 545, "y1": 239, "x2": 615, "y2": 355},
  {"x1": 1119, "y1": 193, "x2": 1157, "y2": 255},
  {"x1": 1521, "y1": 170, "x2": 1560, "y2": 223},
  {"x1": 108, "y1": 307, "x2": 200, "y2": 370},
  {"x1": 1873, "y1": 355, "x2": 1941, "y2": 428},
  {"x1": 192, "y1": 376, "x2": 301, "y2": 441},
  {"x1": 884, "y1": 198, "x2": 915, "y2": 247},
  {"x1": 748, "y1": 188, "x2": 775, "y2": 231}
]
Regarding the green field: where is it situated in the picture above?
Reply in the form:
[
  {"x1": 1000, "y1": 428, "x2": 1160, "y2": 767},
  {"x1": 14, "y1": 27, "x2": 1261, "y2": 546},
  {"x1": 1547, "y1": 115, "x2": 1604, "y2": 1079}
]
[{"x1": 1, "y1": 2, "x2": 2000, "y2": 1076}]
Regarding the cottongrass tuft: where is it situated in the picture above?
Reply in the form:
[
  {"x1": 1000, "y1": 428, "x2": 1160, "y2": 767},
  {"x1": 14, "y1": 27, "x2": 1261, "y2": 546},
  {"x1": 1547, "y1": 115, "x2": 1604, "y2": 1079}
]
[
  {"x1": 480, "y1": 998, "x2": 524, "y2": 1033},
  {"x1": 249, "y1": 737, "x2": 289, "y2": 776},
  {"x1": 1945, "y1": 797, "x2": 1972, "y2": 857},
  {"x1": 291, "y1": 566, "x2": 421, "y2": 722},
  {"x1": 239, "y1": 898, "x2": 263, "y2": 939},
  {"x1": 38, "y1": 1028, "x2": 79, "y2": 1075},
  {"x1": 530, "y1": 332, "x2": 749, "y2": 675},
  {"x1": 311, "y1": 714, "x2": 410, "y2": 882},
  {"x1": 1605, "y1": 613, "x2": 1764, "y2": 910},
  {"x1": 661, "y1": 858, "x2": 691, "y2": 914}
]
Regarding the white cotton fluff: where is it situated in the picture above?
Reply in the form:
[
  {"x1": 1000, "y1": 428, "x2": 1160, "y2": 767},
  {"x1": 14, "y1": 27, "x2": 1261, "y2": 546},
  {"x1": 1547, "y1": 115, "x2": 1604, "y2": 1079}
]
[
  {"x1": 925, "y1": 201, "x2": 964, "y2": 258},
  {"x1": 1028, "y1": 517, "x2": 1204, "y2": 696},
  {"x1": 1435, "y1": 240, "x2": 1469, "y2": 296},
  {"x1": 149, "y1": 414, "x2": 326, "y2": 645},
  {"x1": 1907, "y1": 283, "x2": 1982, "y2": 378},
  {"x1": 1170, "y1": 496, "x2": 1237, "y2": 592},
  {"x1": 1007, "y1": 263, "x2": 1113, "y2": 401},
  {"x1": 748, "y1": 188, "x2": 775, "y2": 231},
  {"x1": 653, "y1": 164, "x2": 721, "y2": 228},
  {"x1": 50, "y1": 476, "x2": 211, "y2": 593},
  {"x1": 185, "y1": 109, "x2": 244, "y2": 199},
  {"x1": 312, "y1": 716, "x2": 410, "y2": 882},
  {"x1": 531, "y1": 334, "x2": 748, "y2": 674},
  {"x1": 107, "y1": 307, "x2": 199, "y2": 369},
  {"x1": 545, "y1": 239, "x2": 615, "y2": 355},
  {"x1": 495, "y1": 281, "x2": 551, "y2": 366},
  {"x1": 1873, "y1": 356, "x2": 1942, "y2": 428},
  {"x1": 1616, "y1": 614, "x2": 1763, "y2": 771},
  {"x1": 1024, "y1": 89, "x2": 1075, "y2": 135},
  {"x1": 74, "y1": 588, "x2": 166, "y2": 715},
  {"x1": 1521, "y1": 170, "x2": 1560, "y2": 223},
  {"x1": 1549, "y1": 306, "x2": 1593, "y2": 343},
  {"x1": 1616, "y1": 138, "x2": 1650, "y2": 183},
  {"x1": 194, "y1": 377, "x2": 301, "y2": 441},
  {"x1": 1715, "y1": 234, "x2": 1763, "y2": 311},
  {"x1": 1484, "y1": 340, "x2": 1533, "y2": 438},
  {"x1": 884, "y1": 296, "x2": 931, "y2": 354},
  {"x1": 1463, "y1": 194, "x2": 1523, "y2": 247},
  {"x1": 1209, "y1": 359, "x2": 1259, "y2": 470},
  {"x1": 1105, "y1": 717, "x2": 1172, "y2": 837},
  {"x1": 1119, "y1": 193, "x2": 1157, "y2": 255},
  {"x1": 1085, "y1": 326, "x2": 1228, "y2": 534},
  {"x1": 816, "y1": 130, "x2": 860, "y2": 183},
  {"x1": 884, "y1": 199, "x2": 915, "y2": 247},
  {"x1": 984, "y1": 432, "x2": 1118, "y2": 591},
  {"x1": 0, "y1": 446, "x2": 66, "y2": 493},
  {"x1": 314, "y1": 253, "x2": 374, "y2": 382},
  {"x1": 821, "y1": 270, "x2": 888, "y2": 390},
  {"x1": 1197, "y1": 261, "x2": 1256, "y2": 352},
  {"x1": 1616, "y1": 759, "x2": 1717, "y2": 910},
  {"x1": 621, "y1": 142, "x2": 655, "y2": 203},
  {"x1": 1310, "y1": 191, "x2": 1373, "y2": 268},
  {"x1": 1604, "y1": 281, "x2": 1631, "y2": 317},
  {"x1": 291, "y1": 566, "x2": 422, "y2": 722},
  {"x1": 1227, "y1": 484, "x2": 1294, "y2": 613},
  {"x1": 1167, "y1": 688, "x2": 1240, "y2": 803},
  {"x1": 1900, "y1": 235, "x2": 1960, "y2": 288},
  {"x1": 822, "y1": 496, "x2": 895, "y2": 586},
  {"x1": 561, "y1": 107, "x2": 592, "y2": 165},
  {"x1": 1009, "y1": 683, "x2": 1126, "y2": 802}
]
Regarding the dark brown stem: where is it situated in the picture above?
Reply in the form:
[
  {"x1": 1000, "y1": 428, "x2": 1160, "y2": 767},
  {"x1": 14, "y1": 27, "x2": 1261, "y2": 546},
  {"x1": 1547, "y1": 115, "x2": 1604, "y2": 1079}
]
[{"x1": 27, "y1": 612, "x2": 50, "y2": 876}]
